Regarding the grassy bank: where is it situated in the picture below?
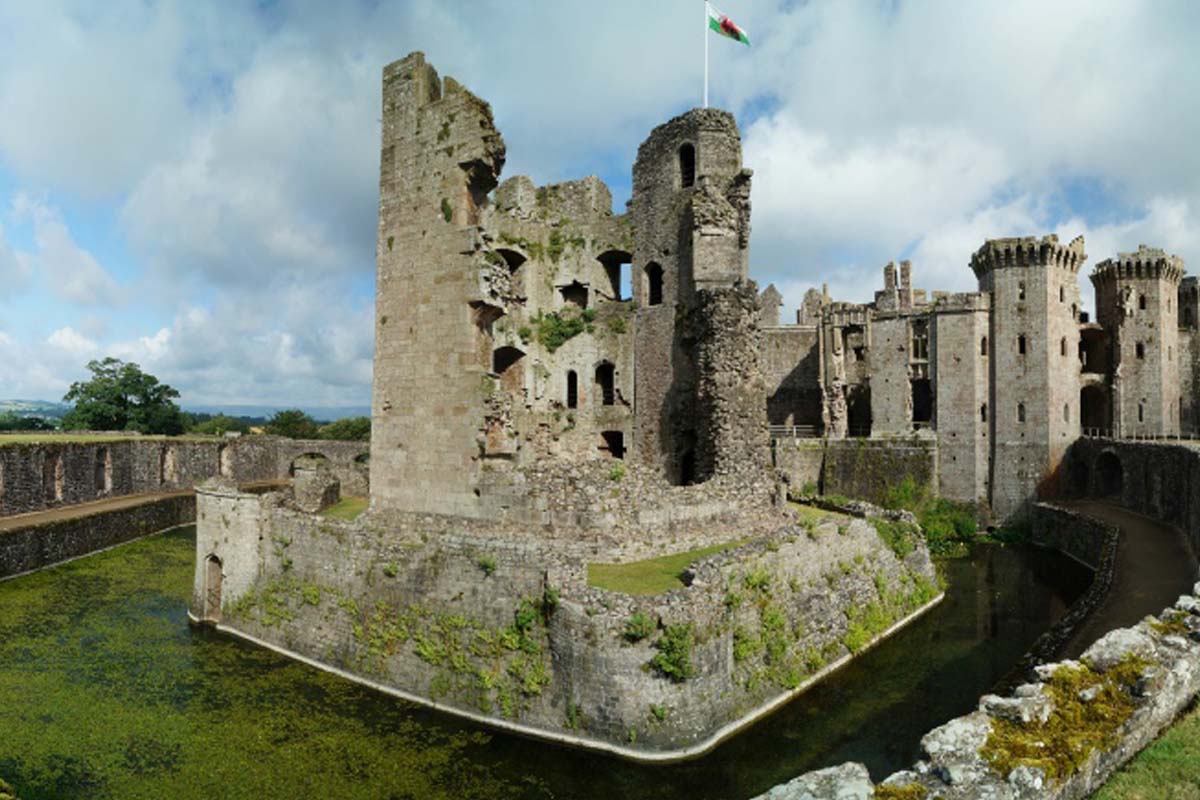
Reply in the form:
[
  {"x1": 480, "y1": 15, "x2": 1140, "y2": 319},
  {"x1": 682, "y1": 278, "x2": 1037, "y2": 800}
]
[
  {"x1": 588, "y1": 539, "x2": 748, "y2": 595},
  {"x1": 1093, "y1": 704, "x2": 1200, "y2": 799}
]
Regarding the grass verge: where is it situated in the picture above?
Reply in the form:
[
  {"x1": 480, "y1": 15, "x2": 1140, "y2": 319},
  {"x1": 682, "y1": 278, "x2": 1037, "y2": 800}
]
[
  {"x1": 1093, "y1": 703, "x2": 1200, "y2": 800},
  {"x1": 588, "y1": 539, "x2": 749, "y2": 595},
  {"x1": 321, "y1": 497, "x2": 368, "y2": 521}
]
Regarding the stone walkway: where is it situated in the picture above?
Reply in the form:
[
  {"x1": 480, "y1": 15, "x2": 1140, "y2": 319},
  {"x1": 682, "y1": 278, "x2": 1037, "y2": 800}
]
[
  {"x1": 0, "y1": 480, "x2": 286, "y2": 533},
  {"x1": 1060, "y1": 499, "x2": 1198, "y2": 657}
]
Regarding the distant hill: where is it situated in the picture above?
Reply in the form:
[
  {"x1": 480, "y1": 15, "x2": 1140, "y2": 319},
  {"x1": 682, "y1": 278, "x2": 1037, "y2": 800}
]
[{"x1": 0, "y1": 399, "x2": 71, "y2": 419}]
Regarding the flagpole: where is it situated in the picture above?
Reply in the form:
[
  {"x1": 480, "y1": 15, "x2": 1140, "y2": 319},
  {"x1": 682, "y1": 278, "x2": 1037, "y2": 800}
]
[{"x1": 703, "y1": 0, "x2": 709, "y2": 108}]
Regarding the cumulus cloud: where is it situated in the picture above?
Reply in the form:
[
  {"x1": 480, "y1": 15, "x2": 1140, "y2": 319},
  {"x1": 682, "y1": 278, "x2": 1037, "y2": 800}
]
[
  {"x1": 10, "y1": 194, "x2": 120, "y2": 306},
  {"x1": 2, "y1": 1, "x2": 1199, "y2": 406}
]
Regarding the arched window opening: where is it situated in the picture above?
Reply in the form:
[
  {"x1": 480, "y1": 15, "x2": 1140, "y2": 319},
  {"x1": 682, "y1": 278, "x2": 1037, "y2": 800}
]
[
  {"x1": 980, "y1": 404, "x2": 988, "y2": 423},
  {"x1": 1060, "y1": 337, "x2": 1068, "y2": 357},
  {"x1": 595, "y1": 362, "x2": 615, "y2": 406},
  {"x1": 1059, "y1": 285, "x2": 1065, "y2": 302},
  {"x1": 645, "y1": 262, "x2": 664, "y2": 306},
  {"x1": 1018, "y1": 281, "x2": 1026, "y2": 301},
  {"x1": 492, "y1": 346, "x2": 526, "y2": 393},
  {"x1": 1136, "y1": 342, "x2": 1145, "y2": 360},
  {"x1": 566, "y1": 370, "x2": 578, "y2": 409},
  {"x1": 1139, "y1": 294, "x2": 1147, "y2": 310},
  {"x1": 1138, "y1": 402, "x2": 1145, "y2": 423},
  {"x1": 599, "y1": 431, "x2": 625, "y2": 459},
  {"x1": 981, "y1": 336, "x2": 988, "y2": 356},
  {"x1": 679, "y1": 143, "x2": 696, "y2": 188},
  {"x1": 598, "y1": 250, "x2": 632, "y2": 302},
  {"x1": 1063, "y1": 403, "x2": 1070, "y2": 423},
  {"x1": 1018, "y1": 334, "x2": 1027, "y2": 355},
  {"x1": 1017, "y1": 402, "x2": 1026, "y2": 423}
]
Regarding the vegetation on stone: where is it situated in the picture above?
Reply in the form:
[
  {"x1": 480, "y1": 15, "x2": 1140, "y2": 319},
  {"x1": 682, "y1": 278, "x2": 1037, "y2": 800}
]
[
  {"x1": 650, "y1": 624, "x2": 696, "y2": 682},
  {"x1": 873, "y1": 784, "x2": 928, "y2": 800},
  {"x1": 622, "y1": 611, "x2": 655, "y2": 643},
  {"x1": 882, "y1": 478, "x2": 977, "y2": 557},
  {"x1": 531, "y1": 309, "x2": 592, "y2": 352},
  {"x1": 981, "y1": 656, "x2": 1149, "y2": 782}
]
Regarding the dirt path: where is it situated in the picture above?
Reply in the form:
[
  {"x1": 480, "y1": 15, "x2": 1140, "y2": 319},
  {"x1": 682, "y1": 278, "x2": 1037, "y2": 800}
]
[
  {"x1": 1059, "y1": 500, "x2": 1198, "y2": 657},
  {"x1": 0, "y1": 480, "x2": 287, "y2": 533}
]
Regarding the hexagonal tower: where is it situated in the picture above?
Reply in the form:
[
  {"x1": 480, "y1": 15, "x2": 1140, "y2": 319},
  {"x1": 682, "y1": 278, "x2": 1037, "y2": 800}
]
[
  {"x1": 971, "y1": 234, "x2": 1085, "y2": 519},
  {"x1": 628, "y1": 108, "x2": 761, "y2": 485},
  {"x1": 1091, "y1": 245, "x2": 1186, "y2": 436}
]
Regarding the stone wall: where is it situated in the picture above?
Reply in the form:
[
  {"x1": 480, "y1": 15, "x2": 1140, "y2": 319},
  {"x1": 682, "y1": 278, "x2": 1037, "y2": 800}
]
[
  {"x1": 762, "y1": 326, "x2": 821, "y2": 428},
  {"x1": 0, "y1": 436, "x2": 368, "y2": 519},
  {"x1": 194, "y1": 486, "x2": 940, "y2": 757},
  {"x1": 0, "y1": 494, "x2": 194, "y2": 579},
  {"x1": 1067, "y1": 437, "x2": 1200, "y2": 555},
  {"x1": 774, "y1": 437, "x2": 938, "y2": 506}
]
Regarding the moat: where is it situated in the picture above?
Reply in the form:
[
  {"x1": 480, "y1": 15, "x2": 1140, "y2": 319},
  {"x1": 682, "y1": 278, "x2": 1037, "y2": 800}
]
[{"x1": 0, "y1": 526, "x2": 1090, "y2": 800}]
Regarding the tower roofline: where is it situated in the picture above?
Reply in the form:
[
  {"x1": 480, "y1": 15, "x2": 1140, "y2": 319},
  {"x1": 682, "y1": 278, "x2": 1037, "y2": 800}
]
[
  {"x1": 970, "y1": 233, "x2": 1087, "y2": 279},
  {"x1": 1091, "y1": 244, "x2": 1186, "y2": 285}
]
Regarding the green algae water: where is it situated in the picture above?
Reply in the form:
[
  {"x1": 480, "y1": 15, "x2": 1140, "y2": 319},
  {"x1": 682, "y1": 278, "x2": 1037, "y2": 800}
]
[{"x1": 0, "y1": 527, "x2": 1089, "y2": 799}]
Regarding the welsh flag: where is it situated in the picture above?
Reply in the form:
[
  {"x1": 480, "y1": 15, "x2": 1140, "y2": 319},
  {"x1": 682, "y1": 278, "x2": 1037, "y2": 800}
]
[{"x1": 708, "y1": 4, "x2": 750, "y2": 46}]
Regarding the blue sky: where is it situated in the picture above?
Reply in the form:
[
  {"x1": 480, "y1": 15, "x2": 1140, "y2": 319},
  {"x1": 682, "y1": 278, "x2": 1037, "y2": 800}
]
[{"x1": 1, "y1": 0, "x2": 1198, "y2": 408}]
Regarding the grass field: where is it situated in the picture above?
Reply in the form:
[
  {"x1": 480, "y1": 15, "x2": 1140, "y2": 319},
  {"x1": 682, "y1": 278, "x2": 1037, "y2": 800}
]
[
  {"x1": 0, "y1": 434, "x2": 216, "y2": 446},
  {"x1": 321, "y1": 496, "x2": 368, "y2": 521},
  {"x1": 790, "y1": 501, "x2": 850, "y2": 526},
  {"x1": 1094, "y1": 705, "x2": 1200, "y2": 800},
  {"x1": 587, "y1": 538, "x2": 749, "y2": 596}
]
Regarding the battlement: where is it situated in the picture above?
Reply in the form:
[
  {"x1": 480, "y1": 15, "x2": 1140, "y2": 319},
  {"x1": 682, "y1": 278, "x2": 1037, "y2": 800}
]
[
  {"x1": 931, "y1": 291, "x2": 990, "y2": 313},
  {"x1": 970, "y1": 234, "x2": 1087, "y2": 278},
  {"x1": 1091, "y1": 244, "x2": 1186, "y2": 285}
]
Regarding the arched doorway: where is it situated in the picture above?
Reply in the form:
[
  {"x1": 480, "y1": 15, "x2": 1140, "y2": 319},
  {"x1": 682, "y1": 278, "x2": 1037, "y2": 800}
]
[
  {"x1": 1068, "y1": 457, "x2": 1090, "y2": 497},
  {"x1": 204, "y1": 555, "x2": 223, "y2": 623},
  {"x1": 1096, "y1": 452, "x2": 1123, "y2": 498}
]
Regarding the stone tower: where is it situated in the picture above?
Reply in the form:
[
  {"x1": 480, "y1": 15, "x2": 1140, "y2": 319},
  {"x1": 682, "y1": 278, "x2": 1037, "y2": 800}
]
[
  {"x1": 628, "y1": 108, "x2": 764, "y2": 485},
  {"x1": 369, "y1": 53, "x2": 506, "y2": 516},
  {"x1": 971, "y1": 235, "x2": 1085, "y2": 518},
  {"x1": 1092, "y1": 246, "x2": 1185, "y2": 436}
]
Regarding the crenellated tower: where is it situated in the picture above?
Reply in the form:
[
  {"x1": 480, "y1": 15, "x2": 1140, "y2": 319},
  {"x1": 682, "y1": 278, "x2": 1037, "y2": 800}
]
[
  {"x1": 970, "y1": 234, "x2": 1086, "y2": 518},
  {"x1": 1091, "y1": 245, "x2": 1186, "y2": 437}
]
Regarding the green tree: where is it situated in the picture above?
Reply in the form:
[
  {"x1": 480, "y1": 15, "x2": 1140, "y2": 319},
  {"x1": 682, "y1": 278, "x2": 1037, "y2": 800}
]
[
  {"x1": 189, "y1": 414, "x2": 251, "y2": 437},
  {"x1": 319, "y1": 416, "x2": 371, "y2": 442},
  {"x1": 61, "y1": 358, "x2": 185, "y2": 435},
  {"x1": 265, "y1": 409, "x2": 320, "y2": 439}
]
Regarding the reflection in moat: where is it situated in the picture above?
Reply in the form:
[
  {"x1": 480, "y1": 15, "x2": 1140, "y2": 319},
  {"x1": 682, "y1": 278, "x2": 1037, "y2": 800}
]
[{"x1": 0, "y1": 528, "x2": 1089, "y2": 800}]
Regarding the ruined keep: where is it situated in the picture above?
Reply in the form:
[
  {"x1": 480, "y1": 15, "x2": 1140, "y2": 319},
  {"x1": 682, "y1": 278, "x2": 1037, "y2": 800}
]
[{"x1": 190, "y1": 52, "x2": 941, "y2": 759}]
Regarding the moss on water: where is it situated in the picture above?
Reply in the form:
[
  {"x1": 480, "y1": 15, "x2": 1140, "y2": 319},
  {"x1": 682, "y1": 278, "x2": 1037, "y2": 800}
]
[{"x1": 0, "y1": 527, "x2": 534, "y2": 800}]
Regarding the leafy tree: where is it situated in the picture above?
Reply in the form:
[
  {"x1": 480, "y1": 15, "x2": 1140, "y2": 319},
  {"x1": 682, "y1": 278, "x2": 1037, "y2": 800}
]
[
  {"x1": 265, "y1": 409, "x2": 321, "y2": 439},
  {"x1": 189, "y1": 414, "x2": 251, "y2": 437},
  {"x1": 61, "y1": 358, "x2": 185, "y2": 435},
  {"x1": 0, "y1": 413, "x2": 56, "y2": 432},
  {"x1": 319, "y1": 416, "x2": 371, "y2": 442}
]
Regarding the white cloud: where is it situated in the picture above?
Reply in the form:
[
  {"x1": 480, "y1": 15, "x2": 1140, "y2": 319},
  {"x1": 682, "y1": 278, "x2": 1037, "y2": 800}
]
[
  {"x1": 11, "y1": 194, "x2": 120, "y2": 306},
  {"x1": 46, "y1": 326, "x2": 98, "y2": 357}
]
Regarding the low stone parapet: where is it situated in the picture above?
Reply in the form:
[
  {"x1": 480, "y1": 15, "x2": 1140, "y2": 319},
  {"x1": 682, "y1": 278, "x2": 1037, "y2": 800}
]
[{"x1": 753, "y1": 584, "x2": 1200, "y2": 800}]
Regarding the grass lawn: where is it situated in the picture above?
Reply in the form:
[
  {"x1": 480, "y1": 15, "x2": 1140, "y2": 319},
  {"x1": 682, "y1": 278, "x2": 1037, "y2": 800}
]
[
  {"x1": 587, "y1": 538, "x2": 749, "y2": 596},
  {"x1": 790, "y1": 501, "x2": 849, "y2": 526},
  {"x1": 321, "y1": 496, "x2": 368, "y2": 521},
  {"x1": 0, "y1": 434, "x2": 215, "y2": 447},
  {"x1": 1094, "y1": 705, "x2": 1200, "y2": 800}
]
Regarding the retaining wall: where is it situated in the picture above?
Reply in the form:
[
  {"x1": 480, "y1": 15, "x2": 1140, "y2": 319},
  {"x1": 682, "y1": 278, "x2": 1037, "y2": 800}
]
[
  {"x1": 0, "y1": 436, "x2": 369, "y2": 518},
  {"x1": 193, "y1": 485, "x2": 941, "y2": 758},
  {"x1": 0, "y1": 494, "x2": 195, "y2": 580},
  {"x1": 774, "y1": 436, "x2": 938, "y2": 505}
]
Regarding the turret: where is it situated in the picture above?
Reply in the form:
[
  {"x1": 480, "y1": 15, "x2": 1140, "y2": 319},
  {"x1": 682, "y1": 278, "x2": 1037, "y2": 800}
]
[
  {"x1": 971, "y1": 234, "x2": 1086, "y2": 519},
  {"x1": 1091, "y1": 245, "x2": 1186, "y2": 436}
]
